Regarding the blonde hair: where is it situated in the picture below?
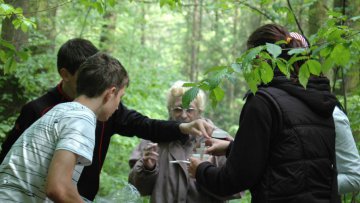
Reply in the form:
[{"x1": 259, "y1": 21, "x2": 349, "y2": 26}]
[{"x1": 167, "y1": 80, "x2": 206, "y2": 113}]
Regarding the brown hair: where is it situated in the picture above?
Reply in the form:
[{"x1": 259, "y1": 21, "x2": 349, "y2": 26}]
[
  {"x1": 76, "y1": 52, "x2": 129, "y2": 98},
  {"x1": 247, "y1": 24, "x2": 305, "y2": 75}
]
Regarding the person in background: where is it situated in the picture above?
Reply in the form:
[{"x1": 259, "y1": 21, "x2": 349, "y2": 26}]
[
  {"x1": 128, "y1": 80, "x2": 239, "y2": 203},
  {"x1": 0, "y1": 38, "x2": 213, "y2": 201},
  {"x1": 290, "y1": 31, "x2": 360, "y2": 194},
  {"x1": 0, "y1": 52, "x2": 129, "y2": 202},
  {"x1": 188, "y1": 24, "x2": 342, "y2": 202}
]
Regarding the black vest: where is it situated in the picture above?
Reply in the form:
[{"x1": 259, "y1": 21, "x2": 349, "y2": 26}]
[{"x1": 251, "y1": 87, "x2": 340, "y2": 203}]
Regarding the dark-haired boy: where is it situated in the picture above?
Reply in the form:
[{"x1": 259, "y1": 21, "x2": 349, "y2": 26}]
[{"x1": 0, "y1": 52, "x2": 129, "y2": 202}]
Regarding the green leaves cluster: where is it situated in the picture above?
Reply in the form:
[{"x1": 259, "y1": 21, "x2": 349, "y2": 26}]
[
  {"x1": 183, "y1": 12, "x2": 360, "y2": 108},
  {"x1": 0, "y1": 1, "x2": 35, "y2": 73}
]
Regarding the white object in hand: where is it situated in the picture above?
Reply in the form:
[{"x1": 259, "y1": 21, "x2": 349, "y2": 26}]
[{"x1": 169, "y1": 160, "x2": 190, "y2": 164}]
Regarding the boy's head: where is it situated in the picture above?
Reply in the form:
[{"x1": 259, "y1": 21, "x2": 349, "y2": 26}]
[
  {"x1": 77, "y1": 52, "x2": 129, "y2": 121},
  {"x1": 76, "y1": 52, "x2": 129, "y2": 97},
  {"x1": 57, "y1": 38, "x2": 99, "y2": 75},
  {"x1": 57, "y1": 38, "x2": 99, "y2": 99}
]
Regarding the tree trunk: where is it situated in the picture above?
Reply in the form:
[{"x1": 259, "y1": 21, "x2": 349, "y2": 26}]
[
  {"x1": 0, "y1": 0, "x2": 30, "y2": 119},
  {"x1": 308, "y1": 0, "x2": 327, "y2": 35},
  {"x1": 190, "y1": 0, "x2": 201, "y2": 82},
  {"x1": 30, "y1": 0, "x2": 57, "y2": 54},
  {"x1": 99, "y1": 10, "x2": 117, "y2": 53}
]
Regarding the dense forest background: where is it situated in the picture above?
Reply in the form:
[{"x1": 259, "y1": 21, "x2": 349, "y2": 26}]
[{"x1": 0, "y1": 0, "x2": 359, "y2": 202}]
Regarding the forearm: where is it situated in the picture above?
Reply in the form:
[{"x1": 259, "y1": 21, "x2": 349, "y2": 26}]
[
  {"x1": 47, "y1": 184, "x2": 84, "y2": 203},
  {"x1": 113, "y1": 103, "x2": 185, "y2": 142},
  {"x1": 128, "y1": 159, "x2": 158, "y2": 196}
]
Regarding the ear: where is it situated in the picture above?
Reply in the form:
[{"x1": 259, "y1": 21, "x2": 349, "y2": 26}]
[
  {"x1": 103, "y1": 87, "x2": 117, "y2": 103},
  {"x1": 59, "y1": 68, "x2": 71, "y2": 82}
]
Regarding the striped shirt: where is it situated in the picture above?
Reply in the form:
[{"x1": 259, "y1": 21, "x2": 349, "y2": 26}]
[{"x1": 0, "y1": 102, "x2": 96, "y2": 202}]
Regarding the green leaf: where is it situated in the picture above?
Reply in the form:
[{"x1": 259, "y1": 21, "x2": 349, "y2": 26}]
[
  {"x1": 182, "y1": 82, "x2": 195, "y2": 87},
  {"x1": 319, "y1": 45, "x2": 332, "y2": 57},
  {"x1": 16, "y1": 50, "x2": 29, "y2": 61},
  {"x1": 0, "y1": 39, "x2": 16, "y2": 51},
  {"x1": 0, "y1": 4, "x2": 14, "y2": 14},
  {"x1": 21, "y1": 22, "x2": 28, "y2": 32},
  {"x1": 4, "y1": 56, "x2": 17, "y2": 74},
  {"x1": 244, "y1": 67, "x2": 260, "y2": 93},
  {"x1": 287, "y1": 55, "x2": 308, "y2": 67},
  {"x1": 322, "y1": 57, "x2": 335, "y2": 73},
  {"x1": 182, "y1": 87, "x2": 199, "y2": 109},
  {"x1": 306, "y1": 60, "x2": 321, "y2": 76},
  {"x1": 288, "y1": 48, "x2": 306, "y2": 55},
  {"x1": 211, "y1": 86, "x2": 225, "y2": 101},
  {"x1": 276, "y1": 59, "x2": 289, "y2": 78},
  {"x1": 330, "y1": 44, "x2": 350, "y2": 66},
  {"x1": 266, "y1": 43, "x2": 282, "y2": 58},
  {"x1": 243, "y1": 46, "x2": 264, "y2": 64},
  {"x1": 298, "y1": 63, "x2": 310, "y2": 88},
  {"x1": 230, "y1": 63, "x2": 241, "y2": 72},
  {"x1": 350, "y1": 15, "x2": 360, "y2": 21},
  {"x1": 0, "y1": 50, "x2": 6, "y2": 63},
  {"x1": 259, "y1": 62, "x2": 273, "y2": 84},
  {"x1": 327, "y1": 29, "x2": 345, "y2": 42}
]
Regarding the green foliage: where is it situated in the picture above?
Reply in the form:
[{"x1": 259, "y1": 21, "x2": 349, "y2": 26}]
[{"x1": 0, "y1": 1, "x2": 35, "y2": 73}]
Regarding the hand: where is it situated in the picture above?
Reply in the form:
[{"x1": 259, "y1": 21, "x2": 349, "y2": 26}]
[
  {"x1": 179, "y1": 119, "x2": 214, "y2": 139},
  {"x1": 205, "y1": 138, "x2": 230, "y2": 156},
  {"x1": 188, "y1": 157, "x2": 203, "y2": 178},
  {"x1": 142, "y1": 143, "x2": 159, "y2": 170}
]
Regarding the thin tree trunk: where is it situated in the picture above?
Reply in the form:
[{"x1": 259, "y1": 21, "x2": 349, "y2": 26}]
[
  {"x1": 308, "y1": 0, "x2": 327, "y2": 35},
  {"x1": 190, "y1": 0, "x2": 200, "y2": 82},
  {"x1": 99, "y1": 10, "x2": 117, "y2": 53}
]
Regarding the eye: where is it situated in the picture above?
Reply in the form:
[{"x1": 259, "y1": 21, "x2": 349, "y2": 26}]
[{"x1": 172, "y1": 107, "x2": 183, "y2": 114}]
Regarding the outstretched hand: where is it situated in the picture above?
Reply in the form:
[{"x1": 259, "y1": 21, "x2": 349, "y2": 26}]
[
  {"x1": 179, "y1": 119, "x2": 214, "y2": 139},
  {"x1": 205, "y1": 138, "x2": 231, "y2": 156},
  {"x1": 142, "y1": 143, "x2": 159, "y2": 170}
]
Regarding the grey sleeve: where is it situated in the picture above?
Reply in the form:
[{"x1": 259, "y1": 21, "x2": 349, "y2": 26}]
[
  {"x1": 334, "y1": 106, "x2": 360, "y2": 194},
  {"x1": 128, "y1": 158, "x2": 159, "y2": 196}
]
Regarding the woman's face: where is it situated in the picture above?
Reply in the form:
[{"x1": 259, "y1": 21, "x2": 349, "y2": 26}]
[{"x1": 169, "y1": 97, "x2": 201, "y2": 123}]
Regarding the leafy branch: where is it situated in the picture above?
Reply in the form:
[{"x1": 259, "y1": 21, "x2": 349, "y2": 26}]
[{"x1": 182, "y1": 12, "x2": 360, "y2": 108}]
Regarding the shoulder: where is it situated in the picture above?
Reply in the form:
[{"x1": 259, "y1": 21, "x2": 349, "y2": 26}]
[{"x1": 23, "y1": 86, "x2": 60, "y2": 115}]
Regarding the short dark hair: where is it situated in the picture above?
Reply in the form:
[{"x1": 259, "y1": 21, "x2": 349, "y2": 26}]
[
  {"x1": 76, "y1": 52, "x2": 129, "y2": 98},
  {"x1": 57, "y1": 38, "x2": 99, "y2": 75}
]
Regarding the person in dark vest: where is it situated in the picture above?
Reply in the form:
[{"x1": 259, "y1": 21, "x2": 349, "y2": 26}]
[{"x1": 188, "y1": 24, "x2": 341, "y2": 203}]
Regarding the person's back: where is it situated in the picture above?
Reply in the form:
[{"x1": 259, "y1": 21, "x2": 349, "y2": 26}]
[{"x1": 253, "y1": 84, "x2": 338, "y2": 202}]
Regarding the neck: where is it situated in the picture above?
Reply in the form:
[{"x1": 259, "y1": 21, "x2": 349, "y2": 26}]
[
  {"x1": 74, "y1": 95, "x2": 103, "y2": 117},
  {"x1": 61, "y1": 81, "x2": 75, "y2": 100}
]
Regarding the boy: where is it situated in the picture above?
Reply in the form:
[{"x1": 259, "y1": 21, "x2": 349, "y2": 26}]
[{"x1": 0, "y1": 52, "x2": 129, "y2": 202}]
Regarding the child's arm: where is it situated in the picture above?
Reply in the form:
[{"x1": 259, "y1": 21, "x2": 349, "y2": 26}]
[{"x1": 46, "y1": 149, "x2": 84, "y2": 203}]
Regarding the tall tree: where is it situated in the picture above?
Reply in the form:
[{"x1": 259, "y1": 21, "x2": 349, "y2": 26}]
[
  {"x1": 308, "y1": 0, "x2": 327, "y2": 35},
  {"x1": 0, "y1": 0, "x2": 29, "y2": 120},
  {"x1": 189, "y1": 0, "x2": 202, "y2": 81},
  {"x1": 99, "y1": 10, "x2": 117, "y2": 53}
]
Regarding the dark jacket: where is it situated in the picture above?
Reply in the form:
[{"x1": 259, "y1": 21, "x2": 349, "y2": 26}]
[
  {"x1": 195, "y1": 76, "x2": 340, "y2": 203},
  {"x1": 0, "y1": 82, "x2": 186, "y2": 200}
]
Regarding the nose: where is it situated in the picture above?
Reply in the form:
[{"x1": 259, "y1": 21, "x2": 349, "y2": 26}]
[{"x1": 181, "y1": 110, "x2": 188, "y2": 118}]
